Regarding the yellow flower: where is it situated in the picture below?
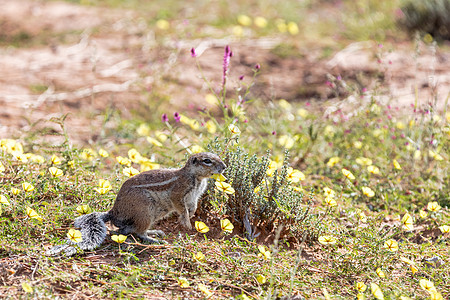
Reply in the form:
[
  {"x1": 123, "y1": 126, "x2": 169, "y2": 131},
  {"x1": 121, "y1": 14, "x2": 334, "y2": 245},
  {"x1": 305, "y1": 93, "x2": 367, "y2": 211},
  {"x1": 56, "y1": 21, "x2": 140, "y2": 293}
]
[
  {"x1": 49, "y1": 167, "x2": 63, "y2": 177},
  {"x1": 393, "y1": 159, "x2": 402, "y2": 170},
  {"x1": 266, "y1": 160, "x2": 278, "y2": 176},
  {"x1": 98, "y1": 149, "x2": 109, "y2": 158},
  {"x1": 356, "y1": 157, "x2": 372, "y2": 166},
  {"x1": 67, "y1": 229, "x2": 82, "y2": 243},
  {"x1": 324, "y1": 196, "x2": 337, "y2": 207},
  {"x1": 197, "y1": 283, "x2": 212, "y2": 297},
  {"x1": 318, "y1": 235, "x2": 337, "y2": 245},
  {"x1": 94, "y1": 179, "x2": 112, "y2": 195},
  {"x1": 326, "y1": 157, "x2": 340, "y2": 167},
  {"x1": 396, "y1": 121, "x2": 406, "y2": 130},
  {"x1": 232, "y1": 25, "x2": 243, "y2": 36},
  {"x1": 146, "y1": 137, "x2": 163, "y2": 147},
  {"x1": 111, "y1": 234, "x2": 127, "y2": 243},
  {"x1": 123, "y1": 167, "x2": 140, "y2": 177},
  {"x1": 371, "y1": 283, "x2": 384, "y2": 300},
  {"x1": 257, "y1": 245, "x2": 271, "y2": 260},
  {"x1": 276, "y1": 19, "x2": 287, "y2": 32},
  {"x1": 367, "y1": 165, "x2": 380, "y2": 175},
  {"x1": 297, "y1": 108, "x2": 308, "y2": 118},
  {"x1": 427, "y1": 201, "x2": 441, "y2": 212},
  {"x1": 12, "y1": 152, "x2": 28, "y2": 163},
  {"x1": 355, "y1": 282, "x2": 367, "y2": 292},
  {"x1": 278, "y1": 135, "x2": 295, "y2": 149},
  {"x1": 0, "y1": 195, "x2": 10, "y2": 205},
  {"x1": 220, "y1": 219, "x2": 234, "y2": 233},
  {"x1": 26, "y1": 207, "x2": 42, "y2": 221},
  {"x1": 410, "y1": 265, "x2": 419, "y2": 275},
  {"x1": 21, "y1": 282, "x2": 33, "y2": 293},
  {"x1": 76, "y1": 205, "x2": 92, "y2": 215},
  {"x1": 116, "y1": 156, "x2": 131, "y2": 166},
  {"x1": 323, "y1": 125, "x2": 336, "y2": 137},
  {"x1": 359, "y1": 212, "x2": 367, "y2": 223},
  {"x1": 413, "y1": 150, "x2": 421, "y2": 160},
  {"x1": 193, "y1": 251, "x2": 206, "y2": 262},
  {"x1": 287, "y1": 22, "x2": 299, "y2": 35},
  {"x1": 11, "y1": 187, "x2": 21, "y2": 195},
  {"x1": 190, "y1": 145, "x2": 205, "y2": 154},
  {"x1": 419, "y1": 279, "x2": 437, "y2": 294},
  {"x1": 419, "y1": 210, "x2": 428, "y2": 219},
  {"x1": 256, "y1": 274, "x2": 267, "y2": 284},
  {"x1": 178, "y1": 277, "x2": 190, "y2": 288},
  {"x1": 140, "y1": 159, "x2": 160, "y2": 172},
  {"x1": 342, "y1": 168, "x2": 355, "y2": 180},
  {"x1": 215, "y1": 181, "x2": 235, "y2": 194},
  {"x1": 400, "y1": 256, "x2": 418, "y2": 274},
  {"x1": 136, "y1": 123, "x2": 150, "y2": 136},
  {"x1": 361, "y1": 187, "x2": 375, "y2": 197},
  {"x1": 237, "y1": 14, "x2": 252, "y2": 26},
  {"x1": 384, "y1": 239, "x2": 399, "y2": 252},
  {"x1": 430, "y1": 292, "x2": 443, "y2": 300},
  {"x1": 155, "y1": 131, "x2": 168, "y2": 142},
  {"x1": 67, "y1": 160, "x2": 74, "y2": 168},
  {"x1": 323, "y1": 187, "x2": 336, "y2": 197},
  {"x1": 156, "y1": 19, "x2": 170, "y2": 30},
  {"x1": 211, "y1": 173, "x2": 227, "y2": 182},
  {"x1": 401, "y1": 213, "x2": 414, "y2": 231},
  {"x1": 80, "y1": 149, "x2": 96, "y2": 161},
  {"x1": 354, "y1": 141, "x2": 363, "y2": 149},
  {"x1": 194, "y1": 221, "x2": 209, "y2": 233},
  {"x1": 228, "y1": 124, "x2": 241, "y2": 135},
  {"x1": 286, "y1": 167, "x2": 305, "y2": 183},
  {"x1": 356, "y1": 293, "x2": 365, "y2": 300},
  {"x1": 22, "y1": 182, "x2": 34, "y2": 192},
  {"x1": 429, "y1": 150, "x2": 443, "y2": 161},
  {"x1": 51, "y1": 154, "x2": 61, "y2": 165},
  {"x1": 376, "y1": 268, "x2": 386, "y2": 278},
  {"x1": 0, "y1": 161, "x2": 5, "y2": 172},
  {"x1": 128, "y1": 149, "x2": 142, "y2": 163},
  {"x1": 205, "y1": 120, "x2": 217, "y2": 134},
  {"x1": 254, "y1": 16, "x2": 267, "y2": 28},
  {"x1": 439, "y1": 225, "x2": 450, "y2": 233}
]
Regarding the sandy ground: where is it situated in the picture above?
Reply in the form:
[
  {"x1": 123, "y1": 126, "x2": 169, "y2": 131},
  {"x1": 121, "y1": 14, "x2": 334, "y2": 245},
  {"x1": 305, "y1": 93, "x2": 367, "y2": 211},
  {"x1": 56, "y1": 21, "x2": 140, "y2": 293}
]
[{"x1": 0, "y1": 0, "x2": 449, "y2": 143}]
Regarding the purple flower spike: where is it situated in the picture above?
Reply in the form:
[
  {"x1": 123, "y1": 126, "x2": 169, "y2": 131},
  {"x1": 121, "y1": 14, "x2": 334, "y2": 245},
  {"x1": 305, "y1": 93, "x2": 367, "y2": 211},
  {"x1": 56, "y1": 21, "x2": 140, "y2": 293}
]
[
  {"x1": 161, "y1": 113, "x2": 169, "y2": 123},
  {"x1": 255, "y1": 64, "x2": 261, "y2": 70},
  {"x1": 222, "y1": 45, "x2": 232, "y2": 88},
  {"x1": 190, "y1": 47, "x2": 197, "y2": 58},
  {"x1": 174, "y1": 112, "x2": 181, "y2": 122}
]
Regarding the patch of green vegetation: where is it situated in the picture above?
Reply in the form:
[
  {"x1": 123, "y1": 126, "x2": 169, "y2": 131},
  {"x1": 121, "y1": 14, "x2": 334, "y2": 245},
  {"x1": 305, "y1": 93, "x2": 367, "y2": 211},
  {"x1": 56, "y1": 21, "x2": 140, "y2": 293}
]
[
  {"x1": 1, "y1": 43, "x2": 449, "y2": 299},
  {"x1": 29, "y1": 84, "x2": 49, "y2": 94}
]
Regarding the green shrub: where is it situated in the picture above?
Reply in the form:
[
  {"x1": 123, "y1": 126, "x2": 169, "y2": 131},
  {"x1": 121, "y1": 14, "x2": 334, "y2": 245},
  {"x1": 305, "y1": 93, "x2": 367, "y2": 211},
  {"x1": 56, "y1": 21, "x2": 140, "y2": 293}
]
[{"x1": 400, "y1": 0, "x2": 450, "y2": 40}]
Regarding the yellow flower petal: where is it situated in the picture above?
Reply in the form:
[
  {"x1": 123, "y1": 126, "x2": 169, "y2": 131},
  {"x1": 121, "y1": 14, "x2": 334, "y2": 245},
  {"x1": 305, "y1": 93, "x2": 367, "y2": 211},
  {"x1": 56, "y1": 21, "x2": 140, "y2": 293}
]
[
  {"x1": 318, "y1": 235, "x2": 337, "y2": 245},
  {"x1": 361, "y1": 186, "x2": 375, "y2": 197},
  {"x1": 123, "y1": 167, "x2": 140, "y2": 177},
  {"x1": 67, "y1": 229, "x2": 82, "y2": 243},
  {"x1": 384, "y1": 239, "x2": 399, "y2": 252},
  {"x1": 419, "y1": 279, "x2": 437, "y2": 294},
  {"x1": 427, "y1": 201, "x2": 441, "y2": 212},
  {"x1": 49, "y1": 167, "x2": 63, "y2": 177},
  {"x1": 371, "y1": 283, "x2": 384, "y2": 300},
  {"x1": 194, "y1": 221, "x2": 209, "y2": 233},
  {"x1": 0, "y1": 195, "x2": 10, "y2": 205},
  {"x1": 76, "y1": 205, "x2": 92, "y2": 215},
  {"x1": 178, "y1": 277, "x2": 190, "y2": 288},
  {"x1": 111, "y1": 234, "x2": 127, "y2": 243},
  {"x1": 220, "y1": 219, "x2": 234, "y2": 233},
  {"x1": 193, "y1": 251, "x2": 206, "y2": 262},
  {"x1": 355, "y1": 282, "x2": 367, "y2": 292},
  {"x1": 256, "y1": 274, "x2": 267, "y2": 284},
  {"x1": 439, "y1": 225, "x2": 450, "y2": 233},
  {"x1": 342, "y1": 168, "x2": 355, "y2": 180},
  {"x1": 376, "y1": 268, "x2": 386, "y2": 278},
  {"x1": 215, "y1": 181, "x2": 235, "y2": 194},
  {"x1": 21, "y1": 282, "x2": 33, "y2": 293},
  {"x1": 401, "y1": 213, "x2": 414, "y2": 231},
  {"x1": 22, "y1": 182, "x2": 35, "y2": 192}
]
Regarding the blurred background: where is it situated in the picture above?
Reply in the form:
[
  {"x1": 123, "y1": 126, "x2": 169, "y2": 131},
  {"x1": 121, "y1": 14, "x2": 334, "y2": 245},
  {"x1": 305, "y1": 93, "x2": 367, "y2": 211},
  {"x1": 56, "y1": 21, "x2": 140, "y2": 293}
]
[{"x1": 0, "y1": 0, "x2": 449, "y2": 143}]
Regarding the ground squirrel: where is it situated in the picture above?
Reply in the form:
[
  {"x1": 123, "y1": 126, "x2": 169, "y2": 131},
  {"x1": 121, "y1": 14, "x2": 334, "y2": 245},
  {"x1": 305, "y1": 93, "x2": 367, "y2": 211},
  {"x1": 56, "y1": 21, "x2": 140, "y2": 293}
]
[{"x1": 46, "y1": 152, "x2": 226, "y2": 256}]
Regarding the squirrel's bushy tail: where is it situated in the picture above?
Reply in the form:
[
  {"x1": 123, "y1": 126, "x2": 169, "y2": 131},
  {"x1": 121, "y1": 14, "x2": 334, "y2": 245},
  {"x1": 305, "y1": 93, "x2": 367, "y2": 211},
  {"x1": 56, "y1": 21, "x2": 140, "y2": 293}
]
[{"x1": 45, "y1": 212, "x2": 111, "y2": 256}]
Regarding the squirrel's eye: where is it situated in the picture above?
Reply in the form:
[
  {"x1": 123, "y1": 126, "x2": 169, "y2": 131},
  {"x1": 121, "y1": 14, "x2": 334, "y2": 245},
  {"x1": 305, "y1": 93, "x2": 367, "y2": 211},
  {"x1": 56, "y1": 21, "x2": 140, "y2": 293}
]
[{"x1": 203, "y1": 158, "x2": 212, "y2": 165}]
